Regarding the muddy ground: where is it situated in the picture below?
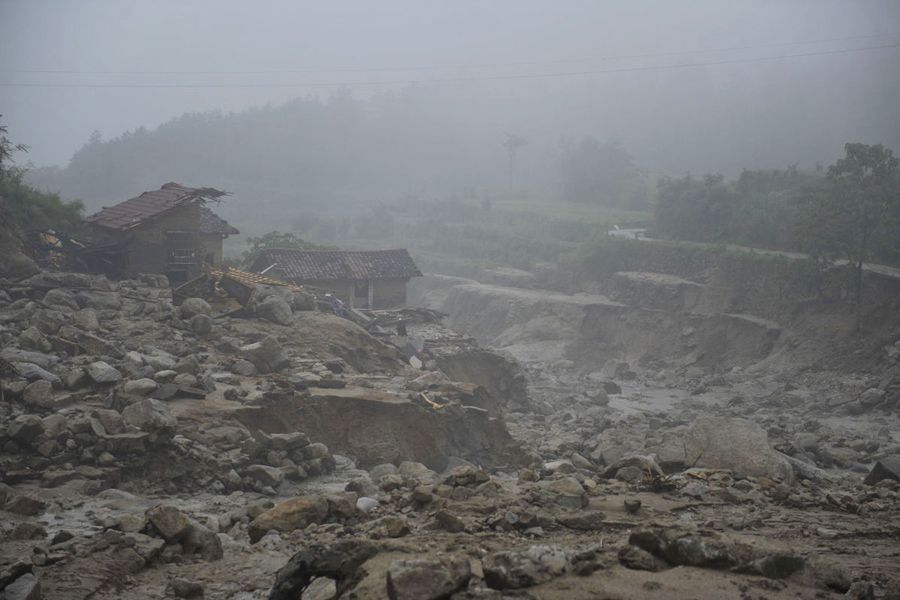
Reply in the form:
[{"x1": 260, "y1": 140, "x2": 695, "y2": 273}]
[{"x1": 2, "y1": 263, "x2": 900, "y2": 599}]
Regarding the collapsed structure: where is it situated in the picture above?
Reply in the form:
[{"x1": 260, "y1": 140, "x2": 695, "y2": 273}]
[{"x1": 84, "y1": 183, "x2": 239, "y2": 282}]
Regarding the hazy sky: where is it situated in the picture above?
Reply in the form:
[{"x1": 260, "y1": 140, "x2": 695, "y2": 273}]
[{"x1": 2, "y1": 0, "x2": 899, "y2": 167}]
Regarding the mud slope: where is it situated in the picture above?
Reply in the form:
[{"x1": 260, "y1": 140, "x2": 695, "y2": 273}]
[{"x1": 413, "y1": 273, "x2": 784, "y2": 372}]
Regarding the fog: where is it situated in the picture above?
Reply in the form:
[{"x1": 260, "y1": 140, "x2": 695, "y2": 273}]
[{"x1": 2, "y1": 0, "x2": 899, "y2": 216}]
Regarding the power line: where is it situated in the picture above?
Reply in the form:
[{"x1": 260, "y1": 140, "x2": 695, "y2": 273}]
[
  {"x1": 1, "y1": 32, "x2": 896, "y2": 76},
  {"x1": 1, "y1": 42, "x2": 898, "y2": 90}
]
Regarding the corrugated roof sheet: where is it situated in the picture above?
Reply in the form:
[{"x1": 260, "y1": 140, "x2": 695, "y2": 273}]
[
  {"x1": 86, "y1": 182, "x2": 233, "y2": 231},
  {"x1": 250, "y1": 248, "x2": 422, "y2": 281},
  {"x1": 208, "y1": 266, "x2": 304, "y2": 291}
]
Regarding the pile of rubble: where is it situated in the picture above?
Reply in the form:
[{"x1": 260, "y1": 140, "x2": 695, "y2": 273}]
[{"x1": 2, "y1": 267, "x2": 900, "y2": 599}]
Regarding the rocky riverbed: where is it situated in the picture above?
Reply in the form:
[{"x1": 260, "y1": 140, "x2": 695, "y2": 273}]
[{"x1": 2, "y1": 268, "x2": 900, "y2": 599}]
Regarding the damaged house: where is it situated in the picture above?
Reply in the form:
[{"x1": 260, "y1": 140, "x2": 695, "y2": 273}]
[
  {"x1": 250, "y1": 248, "x2": 422, "y2": 309},
  {"x1": 85, "y1": 183, "x2": 238, "y2": 282}
]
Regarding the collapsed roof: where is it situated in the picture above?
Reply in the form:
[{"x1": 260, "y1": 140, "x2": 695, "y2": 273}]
[{"x1": 86, "y1": 182, "x2": 237, "y2": 234}]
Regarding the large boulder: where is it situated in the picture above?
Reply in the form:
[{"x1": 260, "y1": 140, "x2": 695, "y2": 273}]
[
  {"x1": 248, "y1": 495, "x2": 330, "y2": 542},
  {"x1": 483, "y1": 545, "x2": 574, "y2": 589},
  {"x1": 387, "y1": 557, "x2": 471, "y2": 600},
  {"x1": 683, "y1": 417, "x2": 793, "y2": 481},
  {"x1": 86, "y1": 361, "x2": 122, "y2": 384},
  {"x1": 179, "y1": 297, "x2": 211, "y2": 319},
  {"x1": 240, "y1": 336, "x2": 290, "y2": 373},
  {"x1": 75, "y1": 290, "x2": 122, "y2": 310},
  {"x1": 269, "y1": 540, "x2": 379, "y2": 600},
  {"x1": 2, "y1": 572, "x2": 41, "y2": 600},
  {"x1": 257, "y1": 295, "x2": 293, "y2": 326},
  {"x1": 22, "y1": 380, "x2": 55, "y2": 408},
  {"x1": 146, "y1": 505, "x2": 191, "y2": 541},
  {"x1": 7, "y1": 415, "x2": 45, "y2": 444},
  {"x1": 121, "y1": 398, "x2": 177, "y2": 433},
  {"x1": 864, "y1": 456, "x2": 900, "y2": 486}
]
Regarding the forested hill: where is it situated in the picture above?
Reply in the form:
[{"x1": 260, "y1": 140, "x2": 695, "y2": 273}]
[
  {"x1": 24, "y1": 51, "x2": 900, "y2": 221},
  {"x1": 26, "y1": 90, "x2": 508, "y2": 214}
]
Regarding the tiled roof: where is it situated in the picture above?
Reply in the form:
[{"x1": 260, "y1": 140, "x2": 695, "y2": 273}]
[
  {"x1": 199, "y1": 206, "x2": 239, "y2": 235},
  {"x1": 250, "y1": 248, "x2": 422, "y2": 281},
  {"x1": 86, "y1": 182, "x2": 230, "y2": 231}
]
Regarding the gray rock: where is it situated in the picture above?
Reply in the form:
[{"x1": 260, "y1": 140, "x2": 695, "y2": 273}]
[
  {"x1": 123, "y1": 378, "x2": 158, "y2": 395},
  {"x1": 263, "y1": 431, "x2": 310, "y2": 450},
  {"x1": 72, "y1": 308, "x2": 100, "y2": 331},
  {"x1": 172, "y1": 373, "x2": 198, "y2": 387},
  {"x1": 543, "y1": 477, "x2": 588, "y2": 509},
  {"x1": 57, "y1": 326, "x2": 123, "y2": 358},
  {"x1": 303, "y1": 442, "x2": 330, "y2": 460},
  {"x1": 483, "y1": 545, "x2": 573, "y2": 589},
  {"x1": 75, "y1": 290, "x2": 121, "y2": 310},
  {"x1": 189, "y1": 313, "x2": 213, "y2": 335},
  {"x1": 43, "y1": 288, "x2": 80, "y2": 311},
  {"x1": 4, "y1": 494, "x2": 47, "y2": 516},
  {"x1": 556, "y1": 510, "x2": 607, "y2": 531},
  {"x1": 92, "y1": 408, "x2": 125, "y2": 434},
  {"x1": 30, "y1": 308, "x2": 69, "y2": 335},
  {"x1": 290, "y1": 291, "x2": 316, "y2": 311},
  {"x1": 370, "y1": 463, "x2": 399, "y2": 481},
  {"x1": 246, "y1": 464, "x2": 285, "y2": 488},
  {"x1": 8, "y1": 415, "x2": 45, "y2": 444},
  {"x1": 386, "y1": 557, "x2": 471, "y2": 600},
  {"x1": 864, "y1": 455, "x2": 900, "y2": 485},
  {"x1": 248, "y1": 495, "x2": 330, "y2": 542},
  {"x1": 12, "y1": 362, "x2": 61, "y2": 387},
  {"x1": 615, "y1": 465, "x2": 645, "y2": 484},
  {"x1": 154, "y1": 369, "x2": 178, "y2": 382},
  {"x1": 240, "y1": 336, "x2": 289, "y2": 373},
  {"x1": 434, "y1": 509, "x2": 466, "y2": 533},
  {"x1": 174, "y1": 355, "x2": 200, "y2": 374},
  {"x1": 1, "y1": 348, "x2": 58, "y2": 369},
  {"x1": 17, "y1": 326, "x2": 51, "y2": 352},
  {"x1": 179, "y1": 297, "x2": 211, "y2": 319},
  {"x1": 683, "y1": 417, "x2": 793, "y2": 481},
  {"x1": 22, "y1": 380, "x2": 55, "y2": 408},
  {"x1": 398, "y1": 461, "x2": 437, "y2": 483},
  {"x1": 257, "y1": 295, "x2": 293, "y2": 325},
  {"x1": 543, "y1": 460, "x2": 576, "y2": 475},
  {"x1": 618, "y1": 545, "x2": 667, "y2": 572},
  {"x1": 356, "y1": 497, "x2": 379, "y2": 512},
  {"x1": 121, "y1": 398, "x2": 177, "y2": 432},
  {"x1": 146, "y1": 505, "x2": 191, "y2": 541},
  {"x1": 230, "y1": 359, "x2": 257, "y2": 376},
  {"x1": 168, "y1": 579, "x2": 204, "y2": 598},
  {"x1": 144, "y1": 352, "x2": 177, "y2": 371},
  {"x1": 60, "y1": 367, "x2": 87, "y2": 391},
  {"x1": 182, "y1": 521, "x2": 223, "y2": 561},
  {"x1": 86, "y1": 361, "x2": 122, "y2": 384},
  {"x1": 3, "y1": 572, "x2": 41, "y2": 600}
]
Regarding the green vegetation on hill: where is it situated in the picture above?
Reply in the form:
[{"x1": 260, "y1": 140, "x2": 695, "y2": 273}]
[
  {"x1": 653, "y1": 144, "x2": 900, "y2": 268},
  {"x1": 1, "y1": 117, "x2": 84, "y2": 237}
]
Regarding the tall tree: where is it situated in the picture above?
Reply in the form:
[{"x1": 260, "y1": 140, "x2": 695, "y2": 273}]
[
  {"x1": 805, "y1": 143, "x2": 900, "y2": 327},
  {"x1": 0, "y1": 115, "x2": 29, "y2": 178}
]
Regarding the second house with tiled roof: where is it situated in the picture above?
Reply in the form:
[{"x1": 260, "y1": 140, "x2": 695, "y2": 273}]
[{"x1": 250, "y1": 248, "x2": 422, "y2": 309}]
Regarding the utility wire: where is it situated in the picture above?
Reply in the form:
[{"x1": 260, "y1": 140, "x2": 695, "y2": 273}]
[
  {"x1": 1, "y1": 42, "x2": 898, "y2": 89},
  {"x1": 1, "y1": 32, "x2": 895, "y2": 76}
]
